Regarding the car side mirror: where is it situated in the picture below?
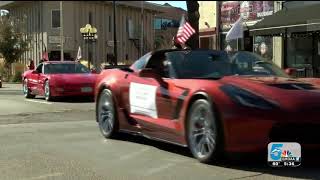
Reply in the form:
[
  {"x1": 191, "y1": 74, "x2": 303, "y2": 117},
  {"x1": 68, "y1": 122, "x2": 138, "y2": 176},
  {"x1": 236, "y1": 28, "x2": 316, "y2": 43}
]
[
  {"x1": 32, "y1": 70, "x2": 39, "y2": 74},
  {"x1": 285, "y1": 68, "x2": 296, "y2": 76}
]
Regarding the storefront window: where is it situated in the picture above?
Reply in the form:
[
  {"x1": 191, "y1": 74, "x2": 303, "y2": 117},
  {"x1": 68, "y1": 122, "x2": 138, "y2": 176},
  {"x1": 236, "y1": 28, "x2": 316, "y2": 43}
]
[
  {"x1": 253, "y1": 36, "x2": 273, "y2": 61},
  {"x1": 154, "y1": 18, "x2": 162, "y2": 30},
  {"x1": 154, "y1": 18, "x2": 179, "y2": 30},
  {"x1": 287, "y1": 35, "x2": 312, "y2": 68}
]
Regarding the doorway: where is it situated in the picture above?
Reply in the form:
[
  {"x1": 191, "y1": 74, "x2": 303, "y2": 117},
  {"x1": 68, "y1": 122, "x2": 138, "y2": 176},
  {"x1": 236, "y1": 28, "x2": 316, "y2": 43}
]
[{"x1": 199, "y1": 36, "x2": 216, "y2": 49}]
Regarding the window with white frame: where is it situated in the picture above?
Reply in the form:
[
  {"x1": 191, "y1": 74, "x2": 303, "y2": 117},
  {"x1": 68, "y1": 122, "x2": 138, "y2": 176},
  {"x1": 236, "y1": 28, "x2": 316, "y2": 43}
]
[{"x1": 51, "y1": 10, "x2": 60, "y2": 28}]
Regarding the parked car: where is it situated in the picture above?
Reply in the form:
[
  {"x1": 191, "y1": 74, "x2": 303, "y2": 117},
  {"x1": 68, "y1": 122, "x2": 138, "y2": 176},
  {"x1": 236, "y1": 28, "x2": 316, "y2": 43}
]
[
  {"x1": 95, "y1": 49, "x2": 320, "y2": 163},
  {"x1": 22, "y1": 61, "x2": 98, "y2": 101}
]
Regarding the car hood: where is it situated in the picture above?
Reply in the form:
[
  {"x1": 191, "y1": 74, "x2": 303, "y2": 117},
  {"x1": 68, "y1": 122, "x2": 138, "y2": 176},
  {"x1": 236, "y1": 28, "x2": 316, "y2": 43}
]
[
  {"x1": 221, "y1": 76, "x2": 320, "y2": 110},
  {"x1": 49, "y1": 73, "x2": 97, "y2": 85}
]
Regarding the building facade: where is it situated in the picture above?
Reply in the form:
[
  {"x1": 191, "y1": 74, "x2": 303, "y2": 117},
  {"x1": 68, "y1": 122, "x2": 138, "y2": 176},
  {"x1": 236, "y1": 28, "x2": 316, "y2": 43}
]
[
  {"x1": 250, "y1": 1, "x2": 320, "y2": 77},
  {"x1": 216, "y1": 1, "x2": 284, "y2": 68},
  {"x1": 198, "y1": 1, "x2": 218, "y2": 50},
  {"x1": 0, "y1": 1, "x2": 174, "y2": 69},
  {"x1": 219, "y1": 1, "x2": 277, "y2": 52},
  {"x1": 153, "y1": 3, "x2": 186, "y2": 50}
]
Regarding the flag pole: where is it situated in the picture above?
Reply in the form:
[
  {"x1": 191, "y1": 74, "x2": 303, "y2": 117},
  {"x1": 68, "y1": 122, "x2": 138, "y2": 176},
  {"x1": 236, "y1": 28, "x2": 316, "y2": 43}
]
[{"x1": 113, "y1": 0, "x2": 118, "y2": 65}]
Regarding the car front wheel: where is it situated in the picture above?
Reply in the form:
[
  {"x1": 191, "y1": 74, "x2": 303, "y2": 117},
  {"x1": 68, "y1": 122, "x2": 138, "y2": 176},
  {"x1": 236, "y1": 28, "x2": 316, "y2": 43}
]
[
  {"x1": 44, "y1": 80, "x2": 54, "y2": 101},
  {"x1": 23, "y1": 79, "x2": 35, "y2": 98},
  {"x1": 97, "y1": 89, "x2": 118, "y2": 139},
  {"x1": 187, "y1": 99, "x2": 223, "y2": 163}
]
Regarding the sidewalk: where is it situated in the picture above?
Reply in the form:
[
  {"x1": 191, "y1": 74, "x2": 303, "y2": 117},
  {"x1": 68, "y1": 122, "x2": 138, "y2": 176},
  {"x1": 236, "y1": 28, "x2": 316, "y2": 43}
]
[
  {"x1": 0, "y1": 82, "x2": 22, "y2": 91},
  {"x1": 2, "y1": 82, "x2": 22, "y2": 84}
]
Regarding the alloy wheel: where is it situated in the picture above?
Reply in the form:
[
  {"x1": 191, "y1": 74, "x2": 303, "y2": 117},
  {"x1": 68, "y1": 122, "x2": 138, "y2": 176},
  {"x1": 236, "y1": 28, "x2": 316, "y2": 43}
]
[
  {"x1": 188, "y1": 100, "x2": 218, "y2": 161},
  {"x1": 98, "y1": 89, "x2": 116, "y2": 138}
]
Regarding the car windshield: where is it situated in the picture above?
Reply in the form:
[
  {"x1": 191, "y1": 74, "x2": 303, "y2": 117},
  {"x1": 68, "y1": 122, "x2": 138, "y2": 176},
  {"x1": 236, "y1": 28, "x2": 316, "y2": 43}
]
[
  {"x1": 229, "y1": 51, "x2": 289, "y2": 77},
  {"x1": 44, "y1": 63, "x2": 90, "y2": 74},
  {"x1": 168, "y1": 50, "x2": 289, "y2": 79}
]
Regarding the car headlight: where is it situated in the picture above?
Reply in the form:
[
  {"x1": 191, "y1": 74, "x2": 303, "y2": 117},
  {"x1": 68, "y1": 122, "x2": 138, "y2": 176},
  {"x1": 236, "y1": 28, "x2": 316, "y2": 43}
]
[{"x1": 220, "y1": 84, "x2": 278, "y2": 110}]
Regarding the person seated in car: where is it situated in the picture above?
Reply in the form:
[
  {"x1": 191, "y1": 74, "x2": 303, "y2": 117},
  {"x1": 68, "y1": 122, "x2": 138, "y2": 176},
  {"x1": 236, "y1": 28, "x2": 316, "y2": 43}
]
[{"x1": 27, "y1": 59, "x2": 35, "y2": 70}]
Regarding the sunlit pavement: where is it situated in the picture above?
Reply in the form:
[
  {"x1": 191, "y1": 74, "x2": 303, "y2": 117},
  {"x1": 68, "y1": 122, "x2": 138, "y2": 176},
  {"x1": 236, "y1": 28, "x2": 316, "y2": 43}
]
[{"x1": 0, "y1": 83, "x2": 319, "y2": 180}]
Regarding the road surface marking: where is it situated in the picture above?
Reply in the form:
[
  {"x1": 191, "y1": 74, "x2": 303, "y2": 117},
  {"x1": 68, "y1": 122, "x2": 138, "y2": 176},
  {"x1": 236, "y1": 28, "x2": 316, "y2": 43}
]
[
  {"x1": 25, "y1": 99, "x2": 53, "y2": 105},
  {"x1": 21, "y1": 172, "x2": 63, "y2": 180},
  {"x1": 119, "y1": 147, "x2": 150, "y2": 161}
]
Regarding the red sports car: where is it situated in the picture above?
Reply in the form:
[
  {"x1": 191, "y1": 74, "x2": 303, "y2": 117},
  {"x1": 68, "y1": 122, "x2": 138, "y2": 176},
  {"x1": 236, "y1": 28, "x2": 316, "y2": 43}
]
[
  {"x1": 22, "y1": 61, "x2": 97, "y2": 101},
  {"x1": 95, "y1": 49, "x2": 320, "y2": 163}
]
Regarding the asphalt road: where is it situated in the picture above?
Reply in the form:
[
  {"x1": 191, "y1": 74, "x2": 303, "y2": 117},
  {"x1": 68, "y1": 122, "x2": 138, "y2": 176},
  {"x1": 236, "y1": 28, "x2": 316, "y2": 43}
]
[{"x1": 0, "y1": 83, "x2": 319, "y2": 180}]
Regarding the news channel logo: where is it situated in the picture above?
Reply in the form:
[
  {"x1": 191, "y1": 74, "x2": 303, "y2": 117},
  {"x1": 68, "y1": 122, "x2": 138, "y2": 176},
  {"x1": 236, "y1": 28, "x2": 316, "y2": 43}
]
[{"x1": 268, "y1": 142, "x2": 301, "y2": 167}]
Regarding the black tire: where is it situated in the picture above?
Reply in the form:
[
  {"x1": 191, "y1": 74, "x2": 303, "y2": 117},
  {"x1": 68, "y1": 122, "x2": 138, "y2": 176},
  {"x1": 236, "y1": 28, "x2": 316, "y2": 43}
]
[
  {"x1": 44, "y1": 80, "x2": 54, "y2": 101},
  {"x1": 186, "y1": 99, "x2": 223, "y2": 163},
  {"x1": 23, "y1": 79, "x2": 35, "y2": 98},
  {"x1": 97, "y1": 89, "x2": 119, "y2": 139}
]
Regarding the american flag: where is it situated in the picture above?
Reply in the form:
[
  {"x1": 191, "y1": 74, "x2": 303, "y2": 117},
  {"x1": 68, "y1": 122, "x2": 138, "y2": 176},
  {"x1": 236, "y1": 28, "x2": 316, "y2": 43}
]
[{"x1": 176, "y1": 16, "x2": 196, "y2": 44}]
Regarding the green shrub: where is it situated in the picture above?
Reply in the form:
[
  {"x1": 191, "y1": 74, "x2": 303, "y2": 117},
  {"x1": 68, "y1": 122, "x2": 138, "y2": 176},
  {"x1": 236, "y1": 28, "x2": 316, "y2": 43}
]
[
  {"x1": 10, "y1": 71, "x2": 22, "y2": 83},
  {"x1": 0, "y1": 63, "x2": 4, "y2": 76}
]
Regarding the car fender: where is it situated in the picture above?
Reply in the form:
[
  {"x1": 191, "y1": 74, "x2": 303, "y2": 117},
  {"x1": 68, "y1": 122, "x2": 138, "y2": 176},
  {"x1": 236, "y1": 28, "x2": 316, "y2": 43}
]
[{"x1": 183, "y1": 90, "x2": 225, "y2": 147}]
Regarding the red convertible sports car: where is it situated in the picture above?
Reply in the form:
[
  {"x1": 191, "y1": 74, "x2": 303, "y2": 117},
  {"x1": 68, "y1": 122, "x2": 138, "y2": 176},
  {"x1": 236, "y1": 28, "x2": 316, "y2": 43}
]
[
  {"x1": 95, "y1": 49, "x2": 320, "y2": 163},
  {"x1": 22, "y1": 61, "x2": 97, "y2": 101}
]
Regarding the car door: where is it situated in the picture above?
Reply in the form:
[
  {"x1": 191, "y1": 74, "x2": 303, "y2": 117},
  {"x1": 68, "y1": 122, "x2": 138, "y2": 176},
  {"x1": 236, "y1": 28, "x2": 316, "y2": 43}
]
[
  {"x1": 29, "y1": 64, "x2": 43, "y2": 94},
  {"x1": 118, "y1": 53, "x2": 150, "y2": 128},
  {"x1": 37, "y1": 63, "x2": 48, "y2": 96},
  {"x1": 121, "y1": 52, "x2": 187, "y2": 141}
]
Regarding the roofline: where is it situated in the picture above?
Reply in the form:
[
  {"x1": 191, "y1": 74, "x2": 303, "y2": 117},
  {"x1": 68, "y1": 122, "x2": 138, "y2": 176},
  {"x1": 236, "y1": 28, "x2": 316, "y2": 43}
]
[
  {"x1": 104, "y1": 1, "x2": 163, "y2": 13},
  {"x1": 0, "y1": 1, "x2": 18, "y2": 9},
  {"x1": 0, "y1": 1, "x2": 168, "y2": 14},
  {"x1": 250, "y1": 22, "x2": 320, "y2": 31}
]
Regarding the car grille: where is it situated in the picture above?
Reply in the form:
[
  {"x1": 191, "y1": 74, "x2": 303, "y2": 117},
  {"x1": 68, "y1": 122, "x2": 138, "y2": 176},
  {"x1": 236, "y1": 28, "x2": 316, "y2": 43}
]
[{"x1": 269, "y1": 123, "x2": 320, "y2": 144}]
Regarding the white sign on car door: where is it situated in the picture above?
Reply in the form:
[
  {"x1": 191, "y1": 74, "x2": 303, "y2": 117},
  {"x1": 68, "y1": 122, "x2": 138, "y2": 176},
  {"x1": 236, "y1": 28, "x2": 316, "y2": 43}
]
[{"x1": 129, "y1": 82, "x2": 158, "y2": 118}]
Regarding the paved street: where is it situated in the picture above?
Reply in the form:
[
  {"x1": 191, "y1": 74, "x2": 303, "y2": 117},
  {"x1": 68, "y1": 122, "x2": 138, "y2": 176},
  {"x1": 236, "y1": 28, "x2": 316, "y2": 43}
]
[{"x1": 0, "y1": 83, "x2": 319, "y2": 180}]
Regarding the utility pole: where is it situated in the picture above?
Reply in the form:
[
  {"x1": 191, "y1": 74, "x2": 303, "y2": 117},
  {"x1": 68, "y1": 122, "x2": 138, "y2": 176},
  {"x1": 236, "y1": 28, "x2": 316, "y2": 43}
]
[
  {"x1": 153, "y1": 14, "x2": 156, "y2": 50},
  {"x1": 140, "y1": 1, "x2": 144, "y2": 56},
  {"x1": 60, "y1": 1, "x2": 64, "y2": 61},
  {"x1": 216, "y1": 1, "x2": 221, "y2": 50},
  {"x1": 113, "y1": 0, "x2": 118, "y2": 65}
]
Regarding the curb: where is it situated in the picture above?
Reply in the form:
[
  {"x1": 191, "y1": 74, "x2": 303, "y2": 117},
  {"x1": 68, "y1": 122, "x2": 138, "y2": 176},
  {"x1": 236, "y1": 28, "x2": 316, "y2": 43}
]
[{"x1": 3, "y1": 82, "x2": 22, "y2": 84}]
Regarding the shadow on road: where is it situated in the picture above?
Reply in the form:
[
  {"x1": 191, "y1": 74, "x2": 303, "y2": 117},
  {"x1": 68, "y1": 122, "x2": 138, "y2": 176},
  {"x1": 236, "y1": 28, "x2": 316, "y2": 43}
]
[
  {"x1": 114, "y1": 132, "x2": 192, "y2": 157},
  {"x1": 54, "y1": 97, "x2": 94, "y2": 103},
  {"x1": 113, "y1": 132, "x2": 320, "y2": 179},
  {"x1": 35, "y1": 96, "x2": 94, "y2": 103}
]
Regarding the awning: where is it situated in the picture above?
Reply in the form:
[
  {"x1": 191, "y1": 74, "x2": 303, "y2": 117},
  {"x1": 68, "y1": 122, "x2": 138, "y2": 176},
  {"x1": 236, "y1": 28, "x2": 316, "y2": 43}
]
[
  {"x1": 250, "y1": 4, "x2": 320, "y2": 36},
  {"x1": 199, "y1": 27, "x2": 216, "y2": 37}
]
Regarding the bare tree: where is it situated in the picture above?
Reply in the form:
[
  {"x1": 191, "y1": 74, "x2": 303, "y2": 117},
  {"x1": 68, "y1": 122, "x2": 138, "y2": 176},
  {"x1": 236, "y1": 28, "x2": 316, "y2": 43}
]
[{"x1": 186, "y1": 1, "x2": 200, "y2": 49}]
